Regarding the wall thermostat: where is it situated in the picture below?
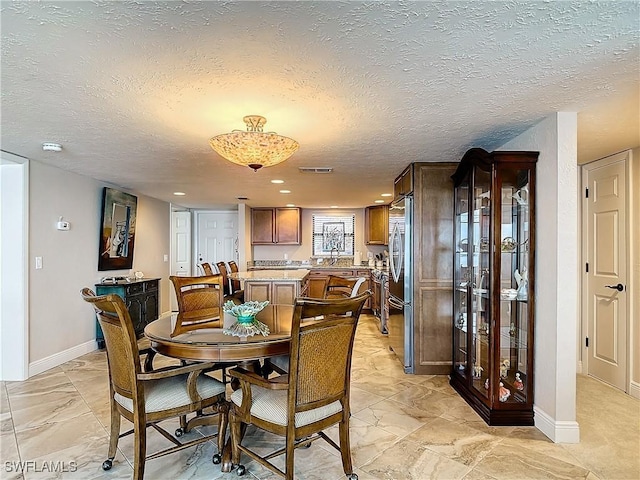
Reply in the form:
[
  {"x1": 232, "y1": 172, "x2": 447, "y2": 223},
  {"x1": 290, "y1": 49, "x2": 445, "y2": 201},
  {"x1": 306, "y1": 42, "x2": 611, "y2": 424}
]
[{"x1": 56, "y1": 216, "x2": 70, "y2": 230}]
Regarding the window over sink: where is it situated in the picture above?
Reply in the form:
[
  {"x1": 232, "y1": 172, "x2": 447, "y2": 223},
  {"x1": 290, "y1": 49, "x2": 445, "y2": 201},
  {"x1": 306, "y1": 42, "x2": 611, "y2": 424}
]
[{"x1": 312, "y1": 214, "x2": 355, "y2": 257}]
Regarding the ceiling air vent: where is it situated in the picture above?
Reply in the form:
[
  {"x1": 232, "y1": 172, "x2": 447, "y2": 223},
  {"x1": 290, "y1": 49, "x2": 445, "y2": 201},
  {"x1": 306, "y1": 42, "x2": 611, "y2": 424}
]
[{"x1": 298, "y1": 167, "x2": 333, "y2": 174}]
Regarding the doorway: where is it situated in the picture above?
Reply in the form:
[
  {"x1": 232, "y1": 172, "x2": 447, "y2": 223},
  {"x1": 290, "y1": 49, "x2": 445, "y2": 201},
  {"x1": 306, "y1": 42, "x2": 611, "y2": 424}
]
[
  {"x1": 582, "y1": 150, "x2": 630, "y2": 392},
  {"x1": 194, "y1": 211, "x2": 239, "y2": 274},
  {"x1": 0, "y1": 154, "x2": 29, "y2": 381}
]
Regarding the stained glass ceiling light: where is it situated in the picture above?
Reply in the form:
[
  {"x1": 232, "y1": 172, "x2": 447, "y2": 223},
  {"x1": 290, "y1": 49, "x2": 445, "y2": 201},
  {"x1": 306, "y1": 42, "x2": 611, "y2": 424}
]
[{"x1": 209, "y1": 115, "x2": 299, "y2": 171}]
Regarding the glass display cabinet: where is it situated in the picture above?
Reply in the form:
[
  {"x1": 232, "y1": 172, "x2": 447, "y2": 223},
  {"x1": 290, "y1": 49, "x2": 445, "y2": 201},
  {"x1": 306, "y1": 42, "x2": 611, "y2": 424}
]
[{"x1": 450, "y1": 148, "x2": 538, "y2": 426}]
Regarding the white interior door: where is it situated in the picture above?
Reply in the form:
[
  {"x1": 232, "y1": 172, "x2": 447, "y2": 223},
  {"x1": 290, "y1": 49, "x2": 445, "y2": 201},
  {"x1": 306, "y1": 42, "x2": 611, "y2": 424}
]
[
  {"x1": 195, "y1": 211, "x2": 238, "y2": 273},
  {"x1": 171, "y1": 211, "x2": 192, "y2": 277},
  {"x1": 170, "y1": 210, "x2": 191, "y2": 311},
  {"x1": 583, "y1": 150, "x2": 629, "y2": 391}
]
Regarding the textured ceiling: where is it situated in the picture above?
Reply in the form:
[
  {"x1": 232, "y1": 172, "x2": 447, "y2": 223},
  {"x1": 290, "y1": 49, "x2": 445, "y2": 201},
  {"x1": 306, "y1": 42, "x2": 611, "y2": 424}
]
[{"x1": 1, "y1": 1, "x2": 638, "y2": 209}]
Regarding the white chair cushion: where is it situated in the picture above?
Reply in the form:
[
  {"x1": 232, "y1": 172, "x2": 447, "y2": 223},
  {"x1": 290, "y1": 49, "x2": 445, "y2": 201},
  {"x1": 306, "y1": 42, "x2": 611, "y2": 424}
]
[
  {"x1": 231, "y1": 385, "x2": 342, "y2": 427},
  {"x1": 115, "y1": 374, "x2": 225, "y2": 414}
]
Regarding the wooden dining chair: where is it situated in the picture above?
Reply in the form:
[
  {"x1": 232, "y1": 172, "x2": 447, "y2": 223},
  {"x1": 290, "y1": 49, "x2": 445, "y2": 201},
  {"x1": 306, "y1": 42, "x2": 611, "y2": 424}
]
[
  {"x1": 216, "y1": 261, "x2": 244, "y2": 304},
  {"x1": 229, "y1": 291, "x2": 371, "y2": 480},
  {"x1": 200, "y1": 262, "x2": 214, "y2": 276},
  {"x1": 323, "y1": 275, "x2": 367, "y2": 299},
  {"x1": 81, "y1": 288, "x2": 228, "y2": 480},
  {"x1": 227, "y1": 260, "x2": 245, "y2": 303},
  {"x1": 263, "y1": 276, "x2": 368, "y2": 377},
  {"x1": 169, "y1": 275, "x2": 225, "y2": 337}
]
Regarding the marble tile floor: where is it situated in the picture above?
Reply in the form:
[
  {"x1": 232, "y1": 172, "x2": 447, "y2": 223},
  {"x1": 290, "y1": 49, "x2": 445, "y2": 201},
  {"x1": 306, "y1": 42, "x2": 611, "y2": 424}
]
[{"x1": 1, "y1": 314, "x2": 639, "y2": 480}]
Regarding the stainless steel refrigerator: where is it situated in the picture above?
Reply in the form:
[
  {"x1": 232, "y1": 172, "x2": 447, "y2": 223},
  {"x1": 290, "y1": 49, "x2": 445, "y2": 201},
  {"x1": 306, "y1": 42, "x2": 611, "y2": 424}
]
[{"x1": 388, "y1": 194, "x2": 413, "y2": 373}]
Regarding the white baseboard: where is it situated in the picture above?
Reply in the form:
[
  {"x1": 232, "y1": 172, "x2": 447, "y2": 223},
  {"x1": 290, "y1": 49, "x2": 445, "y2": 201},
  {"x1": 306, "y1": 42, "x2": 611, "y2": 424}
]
[
  {"x1": 534, "y1": 405, "x2": 580, "y2": 443},
  {"x1": 576, "y1": 360, "x2": 583, "y2": 374},
  {"x1": 29, "y1": 340, "x2": 97, "y2": 377},
  {"x1": 629, "y1": 381, "x2": 640, "y2": 400}
]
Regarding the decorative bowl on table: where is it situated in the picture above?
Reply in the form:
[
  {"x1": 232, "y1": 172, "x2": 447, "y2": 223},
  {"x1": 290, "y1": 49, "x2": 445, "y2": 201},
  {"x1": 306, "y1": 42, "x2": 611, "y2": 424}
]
[{"x1": 222, "y1": 300, "x2": 270, "y2": 337}]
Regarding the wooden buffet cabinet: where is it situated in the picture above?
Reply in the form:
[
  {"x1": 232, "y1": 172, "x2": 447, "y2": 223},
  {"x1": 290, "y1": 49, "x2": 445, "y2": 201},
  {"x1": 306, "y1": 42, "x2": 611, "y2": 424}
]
[
  {"x1": 94, "y1": 278, "x2": 159, "y2": 348},
  {"x1": 251, "y1": 207, "x2": 301, "y2": 245}
]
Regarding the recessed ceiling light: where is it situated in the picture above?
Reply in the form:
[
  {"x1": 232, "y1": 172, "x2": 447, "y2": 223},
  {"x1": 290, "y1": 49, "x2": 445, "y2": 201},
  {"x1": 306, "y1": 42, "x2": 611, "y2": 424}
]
[
  {"x1": 173, "y1": 192, "x2": 186, "y2": 196},
  {"x1": 279, "y1": 190, "x2": 291, "y2": 194},
  {"x1": 381, "y1": 193, "x2": 392, "y2": 197},
  {"x1": 374, "y1": 199, "x2": 385, "y2": 204},
  {"x1": 271, "y1": 179, "x2": 284, "y2": 184},
  {"x1": 286, "y1": 203, "x2": 295, "y2": 207},
  {"x1": 330, "y1": 205, "x2": 339, "y2": 209}
]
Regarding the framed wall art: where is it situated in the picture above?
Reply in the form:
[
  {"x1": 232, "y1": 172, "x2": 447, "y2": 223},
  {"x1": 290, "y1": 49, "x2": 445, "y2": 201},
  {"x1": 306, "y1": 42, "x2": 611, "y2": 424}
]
[{"x1": 98, "y1": 187, "x2": 138, "y2": 271}]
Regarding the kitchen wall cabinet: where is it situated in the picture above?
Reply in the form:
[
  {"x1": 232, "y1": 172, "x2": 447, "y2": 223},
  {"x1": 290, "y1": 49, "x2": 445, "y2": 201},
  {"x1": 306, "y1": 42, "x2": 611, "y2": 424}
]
[
  {"x1": 94, "y1": 278, "x2": 159, "y2": 348},
  {"x1": 365, "y1": 204, "x2": 389, "y2": 245},
  {"x1": 393, "y1": 164, "x2": 413, "y2": 201},
  {"x1": 449, "y1": 148, "x2": 537, "y2": 426},
  {"x1": 251, "y1": 207, "x2": 301, "y2": 245}
]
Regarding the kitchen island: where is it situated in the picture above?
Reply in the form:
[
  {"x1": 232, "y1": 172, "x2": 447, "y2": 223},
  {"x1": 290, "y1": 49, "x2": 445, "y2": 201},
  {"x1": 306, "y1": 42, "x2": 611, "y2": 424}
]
[{"x1": 228, "y1": 269, "x2": 310, "y2": 305}]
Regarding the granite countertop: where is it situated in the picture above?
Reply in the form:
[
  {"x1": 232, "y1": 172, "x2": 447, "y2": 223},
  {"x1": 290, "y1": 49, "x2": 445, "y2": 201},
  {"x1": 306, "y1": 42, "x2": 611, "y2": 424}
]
[
  {"x1": 229, "y1": 269, "x2": 310, "y2": 281},
  {"x1": 248, "y1": 261, "x2": 382, "y2": 271},
  {"x1": 249, "y1": 265, "x2": 375, "y2": 271}
]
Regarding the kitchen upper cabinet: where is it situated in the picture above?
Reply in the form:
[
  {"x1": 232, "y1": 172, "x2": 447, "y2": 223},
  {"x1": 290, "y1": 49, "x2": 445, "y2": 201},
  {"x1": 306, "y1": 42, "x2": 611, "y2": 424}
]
[
  {"x1": 365, "y1": 204, "x2": 389, "y2": 245},
  {"x1": 393, "y1": 164, "x2": 413, "y2": 201},
  {"x1": 251, "y1": 207, "x2": 301, "y2": 245}
]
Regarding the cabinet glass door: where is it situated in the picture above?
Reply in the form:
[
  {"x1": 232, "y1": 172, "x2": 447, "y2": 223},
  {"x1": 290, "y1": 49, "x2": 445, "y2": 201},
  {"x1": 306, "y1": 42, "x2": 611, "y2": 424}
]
[
  {"x1": 453, "y1": 173, "x2": 470, "y2": 378},
  {"x1": 471, "y1": 168, "x2": 491, "y2": 398},
  {"x1": 498, "y1": 168, "x2": 531, "y2": 404}
]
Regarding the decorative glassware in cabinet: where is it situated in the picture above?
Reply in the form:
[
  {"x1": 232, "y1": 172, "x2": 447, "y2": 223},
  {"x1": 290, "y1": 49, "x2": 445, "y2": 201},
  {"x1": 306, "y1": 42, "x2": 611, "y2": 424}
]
[{"x1": 453, "y1": 173, "x2": 469, "y2": 377}]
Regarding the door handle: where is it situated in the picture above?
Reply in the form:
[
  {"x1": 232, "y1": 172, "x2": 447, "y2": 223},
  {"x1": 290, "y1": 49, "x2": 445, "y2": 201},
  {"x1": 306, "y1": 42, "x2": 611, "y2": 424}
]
[{"x1": 605, "y1": 283, "x2": 624, "y2": 292}]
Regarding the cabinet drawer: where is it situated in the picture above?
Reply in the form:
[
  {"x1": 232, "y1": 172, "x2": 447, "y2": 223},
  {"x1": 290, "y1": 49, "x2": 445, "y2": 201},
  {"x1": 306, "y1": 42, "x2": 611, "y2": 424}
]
[
  {"x1": 125, "y1": 283, "x2": 144, "y2": 295},
  {"x1": 144, "y1": 280, "x2": 159, "y2": 292}
]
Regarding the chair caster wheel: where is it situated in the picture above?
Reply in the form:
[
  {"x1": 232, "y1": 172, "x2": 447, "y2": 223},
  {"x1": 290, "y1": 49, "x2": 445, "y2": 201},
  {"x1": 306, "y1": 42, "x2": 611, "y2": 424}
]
[
  {"x1": 212, "y1": 454, "x2": 221, "y2": 464},
  {"x1": 175, "y1": 428, "x2": 184, "y2": 437},
  {"x1": 236, "y1": 465, "x2": 246, "y2": 476},
  {"x1": 102, "y1": 459, "x2": 113, "y2": 471},
  {"x1": 347, "y1": 474, "x2": 358, "y2": 480}
]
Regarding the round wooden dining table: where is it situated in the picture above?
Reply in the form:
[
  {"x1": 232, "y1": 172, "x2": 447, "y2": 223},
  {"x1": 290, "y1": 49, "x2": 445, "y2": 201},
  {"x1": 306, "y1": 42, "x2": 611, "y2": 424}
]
[
  {"x1": 144, "y1": 304, "x2": 295, "y2": 363},
  {"x1": 144, "y1": 304, "x2": 294, "y2": 473}
]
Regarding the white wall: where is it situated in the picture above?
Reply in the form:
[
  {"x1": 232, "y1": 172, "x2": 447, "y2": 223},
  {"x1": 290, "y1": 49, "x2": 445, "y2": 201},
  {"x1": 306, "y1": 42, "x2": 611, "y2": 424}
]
[
  {"x1": 499, "y1": 112, "x2": 580, "y2": 443},
  {"x1": 28, "y1": 161, "x2": 171, "y2": 376}
]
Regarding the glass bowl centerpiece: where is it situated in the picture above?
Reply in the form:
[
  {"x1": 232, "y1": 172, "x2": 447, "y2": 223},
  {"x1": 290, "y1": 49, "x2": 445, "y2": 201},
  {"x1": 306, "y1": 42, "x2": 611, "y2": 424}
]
[{"x1": 222, "y1": 300, "x2": 270, "y2": 337}]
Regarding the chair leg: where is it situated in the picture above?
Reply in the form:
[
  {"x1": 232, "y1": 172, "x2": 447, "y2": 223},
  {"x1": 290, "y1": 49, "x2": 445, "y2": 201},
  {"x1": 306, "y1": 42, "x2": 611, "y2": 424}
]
[
  {"x1": 132, "y1": 412, "x2": 147, "y2": 480},
  {"x1": 229, "y1": 410, "x2": 242, "y2": 466},
  {"x1": 103, "y1": 399, "x2": 121, "y2": 470},
  {"x1": 213, "y1": 401, "x2": 229, "y2": 464},
  {"x1": 338, "y1": 417, "x2": 354, "y2": 477},
  {"x1": 285, "y1": 434, "x2": 295, "y2": 480}
]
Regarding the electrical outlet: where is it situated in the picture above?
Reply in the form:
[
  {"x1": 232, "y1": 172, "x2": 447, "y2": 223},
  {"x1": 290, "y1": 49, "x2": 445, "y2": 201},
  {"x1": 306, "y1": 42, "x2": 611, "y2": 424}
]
[{"x1": 35, "y1": 256, "x2": 43, "y2": 269}]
